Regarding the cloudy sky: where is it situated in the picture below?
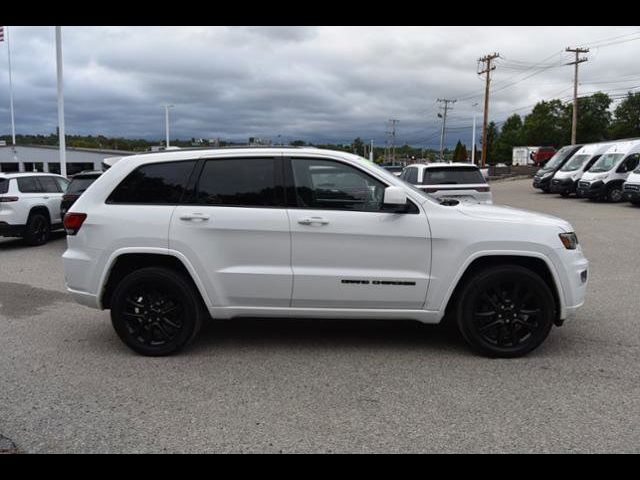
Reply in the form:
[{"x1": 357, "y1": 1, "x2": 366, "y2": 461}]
[{"x1": 1, "y1": 26, "x2": 640, "y2": 147}]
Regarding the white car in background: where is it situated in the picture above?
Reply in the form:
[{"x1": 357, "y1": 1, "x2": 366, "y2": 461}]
[
  {"x1": 400, "y1": 163, "x2": 492, "y2": 204},
  {"x1": 0, "y1": 172, "x2": 70, "y2": 245}
]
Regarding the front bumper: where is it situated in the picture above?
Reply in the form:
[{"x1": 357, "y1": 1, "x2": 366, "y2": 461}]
[
  {"x1": 555, "y1": 248, "x2": 589, "y2": 321},
  {"x1": 533, "y1": 175, "x2": 553, "y2": 190},
  {"x1": 550, "y1": 178, "x2": 577, "y2": 195},
  {"x1": 576, "y1": 180, "x2": 605, "y2": 199},
  {"x1": 623, "y1": 183, "x2": 640, "y2": 202},
  {"x1": 0, "y1": 222, "x2": 25, "y2": 237}
]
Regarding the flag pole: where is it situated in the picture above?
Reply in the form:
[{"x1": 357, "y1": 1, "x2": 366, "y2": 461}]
[
  {"x1": 55, "y1": 26, "x2": 67, "y2": 178},
  {"x1": 5, "y1": 26, "x2": 19, "y2": 170}
]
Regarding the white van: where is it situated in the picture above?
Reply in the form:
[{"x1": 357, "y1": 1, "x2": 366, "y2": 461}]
[
  {"x1": 550, "y1": 143, "x2": 613, "y2": 197},
  {"x1": 577, "y1": 141, "x2": 640, "y2": 202},
  {"x1": 623, "y1": 165, "x2": 640, "y2": 205}
]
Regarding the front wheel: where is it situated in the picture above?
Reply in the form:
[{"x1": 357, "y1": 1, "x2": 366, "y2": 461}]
[
  {"x1": 110, "y1": 267, "x2": 204, "y2": 356},
  {"x1": 456, "y1": 265, "x2": 556, "y2": 358},
  {"x1": 607, "y1": 185, "x2": 624, "y2": 203}
]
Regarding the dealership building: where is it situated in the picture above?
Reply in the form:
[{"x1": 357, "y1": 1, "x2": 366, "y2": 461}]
[{"x1": 0, "y1": 144, "x2": 135, "y2": 176}]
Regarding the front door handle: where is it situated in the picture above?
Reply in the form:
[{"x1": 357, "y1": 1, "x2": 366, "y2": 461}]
[
  {"x1": 298, "y1": 217, "x2": 329, "y2": 226},
  {"x1": 42, "y1": 196, "x2": 50, "y2": 200},
  {"x1": 180, "y1": 213, "x2": 210, "y2": 222}
]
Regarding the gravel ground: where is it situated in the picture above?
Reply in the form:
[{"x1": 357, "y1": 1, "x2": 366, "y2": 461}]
[{"x1": 0, "y1": 179, "x2": 638, "y2": 453}]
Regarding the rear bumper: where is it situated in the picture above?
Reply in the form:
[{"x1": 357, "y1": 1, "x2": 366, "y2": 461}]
[
  {"x1": 576, "y1": 180, "x2": 605, "y2": 199},
  {"x1": 0, "y1": 222, "x2": 25, "y2": 237}
]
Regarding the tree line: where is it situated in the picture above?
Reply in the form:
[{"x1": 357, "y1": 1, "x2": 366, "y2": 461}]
[{"x1": 484, "y1": 91, "x2": 640, "y2": 164}]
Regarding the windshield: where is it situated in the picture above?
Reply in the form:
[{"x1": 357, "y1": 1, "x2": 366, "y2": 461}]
[
  {"x1": 67, "y1": 176, "x2": 98, "y2": 194},
  {"x1": 0, "y1": 178, "x2": 8, "y2": 194},
  {"x1": 560, "y1": 154, "x2": 590, "y2": 172},
  {"x1": 423, "y1": 167, "x2": 485, "y2": 185},
  {"x1": 590, "y1": 153, "x2": 624, "y2": 173},
  {"x1": 544, "y1": 146, "x2": 574, "y2": 169}
]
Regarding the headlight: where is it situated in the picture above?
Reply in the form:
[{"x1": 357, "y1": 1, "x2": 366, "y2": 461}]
[
  {"x1": 543, "y1": 172, "x2": 553, "y2": 179},
  {"x1": 559, "y1": 232, "x2": 579, "y2": 250}
]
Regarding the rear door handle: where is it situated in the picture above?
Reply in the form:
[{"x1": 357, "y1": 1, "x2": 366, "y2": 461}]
[
  {"x1": 180, "y1": 213, "x2": 210, "y2": 222},
  {"x1": 298, "y1": 217, "x2": 329, "y2": 226}
]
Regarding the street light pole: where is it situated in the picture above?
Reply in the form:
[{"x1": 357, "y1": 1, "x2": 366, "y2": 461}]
[
  {"x1": 163, "y1": 104, "x2": 174, "y2": 148},
  {"x1": 55, "y1": 26, "x2": 67, "y2": 178}
]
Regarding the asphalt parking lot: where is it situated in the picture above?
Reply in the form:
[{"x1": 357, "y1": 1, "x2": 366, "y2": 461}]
[{"x1": 1, "y1": 178, "x2": 639, "y2": 453}]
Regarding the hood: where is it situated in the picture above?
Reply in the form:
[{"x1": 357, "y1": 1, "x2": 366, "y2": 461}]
[
  {"x1": 554, "y1": 169, "x2": 581, "y2": 180},
  {"x1": 581, "y1": 171, "x2": 608, "y2": 182},
  {"x1": 536, "y1": 167, "x2": 555, "y2": 176},
  {"x1": 458, "y1": 203, "x2": 573, "y2": 231}
]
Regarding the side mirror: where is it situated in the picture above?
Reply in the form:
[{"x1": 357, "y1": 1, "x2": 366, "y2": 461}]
[{"x1": 383, "y1": 186, "x2": 408, "y2": 206}]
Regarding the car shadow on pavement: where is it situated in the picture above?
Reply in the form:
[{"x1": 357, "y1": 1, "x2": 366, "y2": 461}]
[
  {"x1": 0, "y1": 231, "x2": 66, "y2": 251},
  {"x1": 190, "y1": 317, "x2": 470, "y2": 355}
]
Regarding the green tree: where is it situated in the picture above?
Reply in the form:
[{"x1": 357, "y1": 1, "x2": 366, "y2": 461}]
[
  {"x1": 484, "y1": 122, "x2": 499, "y2": 164},
  {"x1": 522, "y1": 99, "x2": 567, "y2": 147},
  {"x1": 563, "y1": 92, "x2": 612, "y2": 143},
  {"x1": 452, "y1": 140, "x2": 468, "y2": 161},
  {"x1": 494, "y1": 114, "x2": 523, "y2": 164},
  {"x1": 610, "y1": 92, "x2": 640, "y2": 139}
]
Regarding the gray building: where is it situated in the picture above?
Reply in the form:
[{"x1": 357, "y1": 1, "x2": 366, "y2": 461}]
[{"x1": 0, "y1": 145, "x2": 135, "y2": 176}]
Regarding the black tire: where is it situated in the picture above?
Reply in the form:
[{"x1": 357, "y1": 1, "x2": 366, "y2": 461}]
[
  {"x1": 23, "y1": 212, "x2": 51, "y2": 246},
  {"x1": 631, "y1": 199, "x2": 640, "y2": 206},
  {"x1": 606, "y1": 185, "x2": 624, "y2": 203},
  {"x1": 560, "y1": 191, "x2": 570, "y2": 198},
  {"x1": 456, "y1": 265, "x2": 556, "y2": 358},
  {"x1": 110, "y1": 267, "x2": 204, "y2": 356}
]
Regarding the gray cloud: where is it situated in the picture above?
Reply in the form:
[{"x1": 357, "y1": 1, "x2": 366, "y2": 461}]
[{"x1": 1, "y1": 26, "x2": 639, "y2": 147}]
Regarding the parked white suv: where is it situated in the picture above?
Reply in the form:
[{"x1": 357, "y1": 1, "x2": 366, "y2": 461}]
[
  {"x1": 400, "y1": 163, "x2": 492, "y2": 204},
  {"x1": 63, "y1": 148, "x2": 588, "y2": 358},
  {"x1": 0, "y1": 172, "x2": 69, "y2": 245}
]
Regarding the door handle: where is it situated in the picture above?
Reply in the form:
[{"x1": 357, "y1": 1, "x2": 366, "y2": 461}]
[
  {"x1": 42, "y1": 196, "x2": 50, "y2": 200},
  {"x1": 179, "y1": 213, "x2": 210, "y2": 222},
  {"x1": 298, "y1": 217, "x2": 329, "y2": 226}
]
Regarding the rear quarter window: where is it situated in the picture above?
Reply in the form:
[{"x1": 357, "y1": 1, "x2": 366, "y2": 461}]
[
  {"x1": 107, "y1": 161, "x2": 196, "y2": 204},
  {"x1": 423, "y1": 167, "x2": 485, "y2": 185},
  {"x1": 0, "y1": 178, "x2": 8, "y2": 194}
]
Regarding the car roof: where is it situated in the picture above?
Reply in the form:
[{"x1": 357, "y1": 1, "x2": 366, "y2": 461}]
[
  {"x1": 71, "y1": 170, "x2": 103, "y2": 177},
  {"x1": 0, "y1": 172, "x2": 66, "y2": 179},
  {"x1": 407, "y1": 162, "x2": 480, "y2": 169}
]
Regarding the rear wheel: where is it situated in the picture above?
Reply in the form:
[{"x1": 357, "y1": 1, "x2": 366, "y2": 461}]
[
  {"x1": 560, "y1": 191, "x2": 570, "y2": 198},
  {"x1": 110, "y1": 267, "x2": 204, "y2": 356},
  {"x1": 456, "y1": 265, "x2": 556, "y2": 358},
  {"x1": 24, "y1": 213, "x2": 51, "y2": 246}
]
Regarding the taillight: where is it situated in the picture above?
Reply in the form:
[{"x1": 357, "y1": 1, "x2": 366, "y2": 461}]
[
  {"x1": 476, "y1": 186, "x2": 491, "y2": 192},
  {"x1": 0, "y1": 196, "x2": 19, "y2": 202},
  {"x1": 63, "y1": 213, "x2": 87, "y2": 235},
  {"x1": 422, "y1": 187, "x2": 438, "y2": 193},
  {"x1": 62, "y1": 194, "x2": 75, "y2": 201}
]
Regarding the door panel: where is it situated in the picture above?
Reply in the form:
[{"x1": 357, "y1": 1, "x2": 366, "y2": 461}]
[
  {"x1": 169, "y1": 156, "x2": 292, "y2": 308},
  {"x1": 287, "y1": 158, "x2": 431, "y2": 310}
]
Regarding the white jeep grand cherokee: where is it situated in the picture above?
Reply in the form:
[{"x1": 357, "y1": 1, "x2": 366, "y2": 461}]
[{"x1": 62, "y1": 148, "x2": 589, "y2": 358}]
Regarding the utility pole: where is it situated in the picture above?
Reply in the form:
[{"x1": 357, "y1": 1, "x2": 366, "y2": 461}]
[
  {"x1": 478, "y1": 52, "x2": 499, "y2": 168},
  {"x1": 163, "y1": 104, "x2": 174, "y2": 148},
  {"x1": 566, "y1": 47, "x2": 589, "y2": 145},
  {"x1": 387, "y1": 118, "x2": 400, "y2": 165},
  {"x1": 437, "y1": 98, "x2": 456, "y2": 161},
  {"x1": 369, "y1": 139, "x2": 374, "y2": 162}
]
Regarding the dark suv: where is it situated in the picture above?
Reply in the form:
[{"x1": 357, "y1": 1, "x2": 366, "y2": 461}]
[{"x1": 60, "y1": 171, "x2": 102, "y2": 217}]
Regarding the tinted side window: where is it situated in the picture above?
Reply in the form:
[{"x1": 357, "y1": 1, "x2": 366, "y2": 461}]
[
  {"x1": 107, "y1": 161, "x2": 195, "y2": 204},
  {"x1": 406, "y1": 168, "x2": 419, "y2": 184},
  {"x1": 291, "y1": 158, "x2": 386, "y2": 212},
  {"x1": 39, "y1": 176, "x2": 61, "y2": 193},
  {"x1": 17, "y1": 177, "x2": 43, "y2": 193},
  {"x1": 194, "y1": 158, "x2": 280, "y2": 207},
  {"x1": 0, "y1": 179, "x2": 8, "y2": 194}
]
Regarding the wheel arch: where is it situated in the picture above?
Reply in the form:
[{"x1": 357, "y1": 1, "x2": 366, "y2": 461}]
[
  {"x1": 441, "y1": 253, "x2": 564, "y2": 323},
  {"x1": 28, "y1": 205, "x2": 51, "y2": 223},
  {"x1": 100, "y1": 250, "x2": 211, "y2": 310}
]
